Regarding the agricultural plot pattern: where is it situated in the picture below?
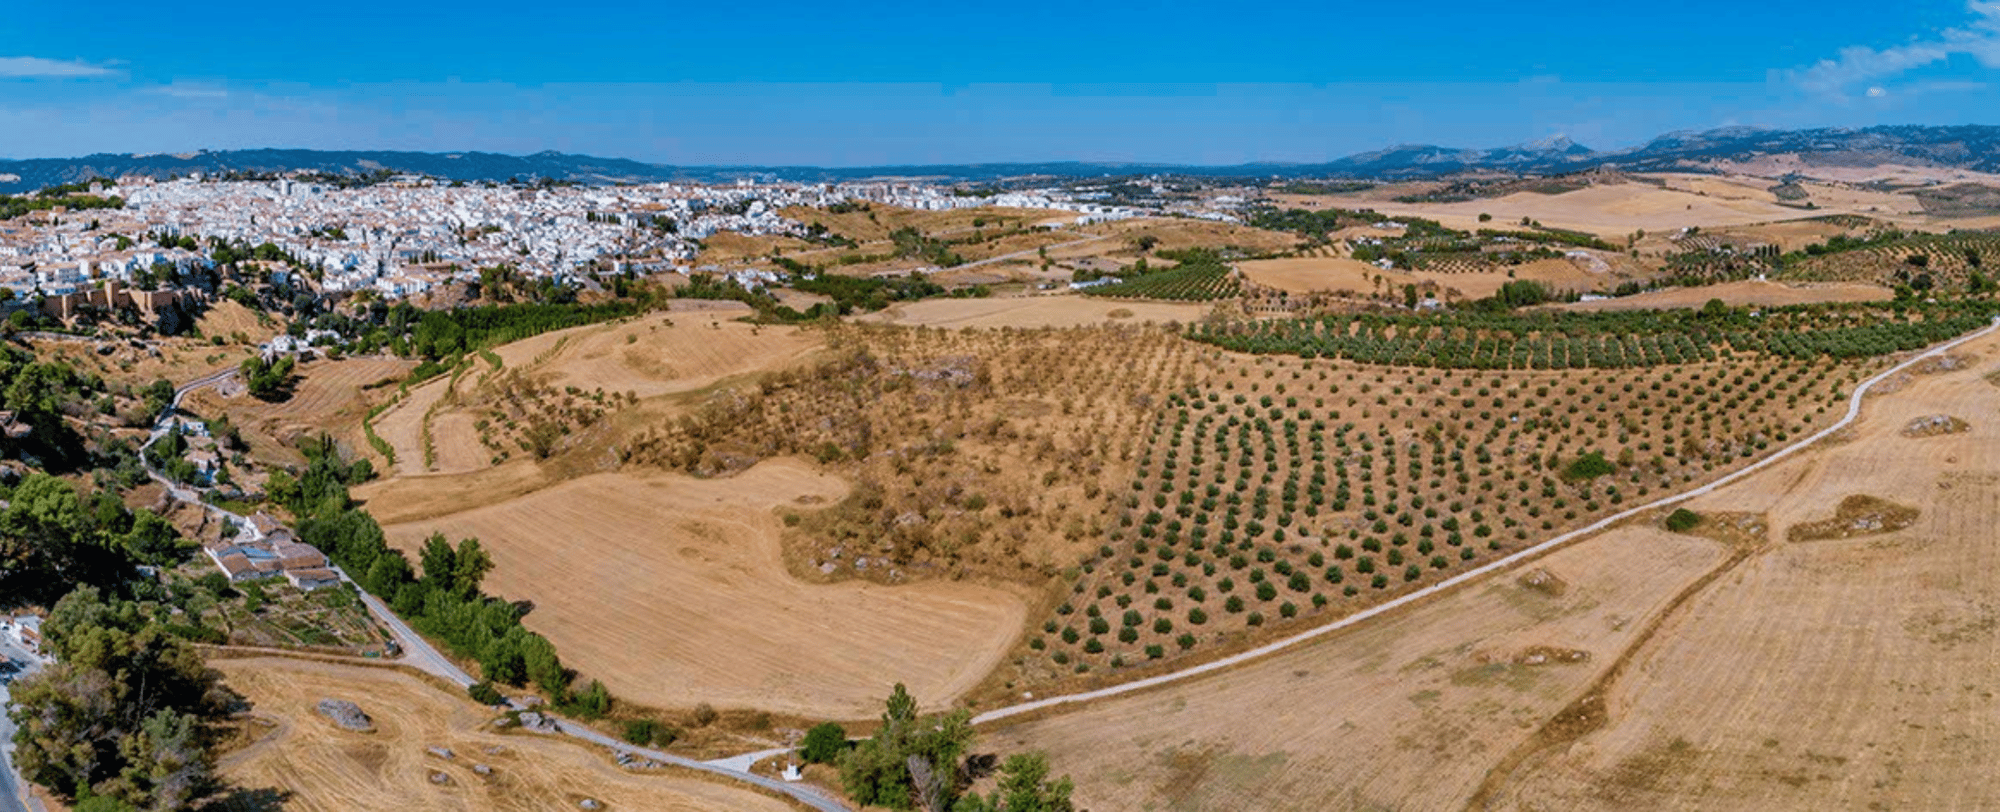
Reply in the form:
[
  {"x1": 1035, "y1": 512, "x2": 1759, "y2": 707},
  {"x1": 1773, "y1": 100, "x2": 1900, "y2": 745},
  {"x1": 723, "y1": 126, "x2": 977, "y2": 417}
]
[
  {"x1": 1788, "y1": 231, "x2": 2000, "y2": 289},
  {"x1": 1189, "y1": 305, "x2": 1992, "y2": 368},
  {"x1": 1014, "y1": 353, "x2": 1866, "y2": 678},
  {"x1": 1086, "y1": 263, "x2": 1241, "y2": 301}
]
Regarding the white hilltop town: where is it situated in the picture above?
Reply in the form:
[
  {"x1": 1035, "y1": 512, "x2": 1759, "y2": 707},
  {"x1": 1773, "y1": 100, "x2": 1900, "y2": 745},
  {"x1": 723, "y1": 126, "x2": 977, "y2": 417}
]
[{"x1": 0, "y1": 173, "x2": 1155, "y2": 313}]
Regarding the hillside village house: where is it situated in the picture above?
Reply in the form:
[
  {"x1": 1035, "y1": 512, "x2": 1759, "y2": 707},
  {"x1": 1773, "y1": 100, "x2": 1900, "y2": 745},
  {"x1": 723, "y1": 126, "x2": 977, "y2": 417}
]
[{"x1": 203, "y1": 512, "x2": 340, "y2": 590}]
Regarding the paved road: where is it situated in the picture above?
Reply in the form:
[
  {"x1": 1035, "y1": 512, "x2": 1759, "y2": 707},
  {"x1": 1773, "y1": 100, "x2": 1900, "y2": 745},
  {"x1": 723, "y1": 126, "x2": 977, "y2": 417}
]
[
  {"x1": 703, "y1": 745, "x2": 793, "y2": 773},
  {"x1": 342, "y1": 575, "x2": 475, "y2": 688},
  {"x1": 0, "y1": 632, "x2": 49, "y2": 812},
  {"x1": 971, "y1": 317, "x2": 2000, "y2": 726},
  {"x1": 553, "y1": 721, "x2": 843, "y2": 812}
]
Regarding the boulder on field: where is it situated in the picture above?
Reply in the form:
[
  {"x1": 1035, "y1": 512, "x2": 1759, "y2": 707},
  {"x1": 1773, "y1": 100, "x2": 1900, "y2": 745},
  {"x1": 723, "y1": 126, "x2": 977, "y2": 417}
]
[{"x1": 316, "y1": 699, "x2": 373, "y2": 732}]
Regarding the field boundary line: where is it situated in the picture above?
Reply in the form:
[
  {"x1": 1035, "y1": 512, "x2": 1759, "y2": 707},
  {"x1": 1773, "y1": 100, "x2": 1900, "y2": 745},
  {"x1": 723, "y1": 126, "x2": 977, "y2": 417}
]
[{"x1": 971, "y1": 316, "x2": 2000, "y2": 726}]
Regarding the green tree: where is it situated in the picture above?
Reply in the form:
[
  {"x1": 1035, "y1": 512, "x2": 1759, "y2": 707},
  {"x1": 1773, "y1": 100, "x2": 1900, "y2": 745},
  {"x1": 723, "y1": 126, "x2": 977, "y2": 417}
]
[
  {"x1": 841, "y1": 684, "x2": 976, "y2": 810},
  {"x1": 952, "y1": 752, "x2": 1075, "y2": 812},
  {"x1": 1665, "y1": 508, "x2": 1702, "y2": 532},
  {"x1": 800, "y1": 722, "x2": 849, "y2": 765},
  {"x1": 8, "y1": 587, "x2": 225, "y2": 809}
]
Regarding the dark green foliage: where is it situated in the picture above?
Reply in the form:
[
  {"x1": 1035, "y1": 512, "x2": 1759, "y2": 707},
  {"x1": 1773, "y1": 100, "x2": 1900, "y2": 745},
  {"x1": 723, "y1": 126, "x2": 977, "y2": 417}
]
[
  {"x1": 0, "y1": 473, "x2": 180, "y2": 605},
  {"x1": 239, "y1": 354, "x2": 297, "y2": 400},
  {"x1": 620, "y1": 718, "x2": 677, "y2": 746},
  {"x1": 0, "y1": 192, "x2": 124, "y2": 221},
  {"x1": 405, "y1": 301, "x2": 640, "y2": 359},
  {"x1": 1087, "y1": 249, "x2": 1240, "y2": 301},
  {"x1": 952, "y1": 752, "x2": 1076, "y2": 812},
  {"x1": 7, "y1": 587, "x2": 225, "y2": 809},
  {"x1": 800, "y1": 722, "x2": 850, "y2": 765},
  {"x1": 1189, "y1": 301, "x2": 1996, "y2": 369},
  {"x1": 1494, "y1": 279, "x2": 1553, "y2": 308},
  {"x1": 1664, "y1": 508, "x2": 1702, "y2": 533},
  {"x1": 467, "y1": 682, "x2": 504, "y2": 706},
  {"x1": 1563, "y1": 451, "x2": 1615, "y2": 482},
  {"x1": 840, "y1": 684, "x2": 975, "y2": 811}
]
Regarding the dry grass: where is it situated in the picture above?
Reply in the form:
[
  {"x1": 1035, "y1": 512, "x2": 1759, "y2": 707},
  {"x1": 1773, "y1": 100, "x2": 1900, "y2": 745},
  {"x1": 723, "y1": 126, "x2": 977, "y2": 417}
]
[
  {"x1": 983, "y1": 526, "x2": 1727, "y2": 811},
  {"x1": 196, "y1": 300, "x2": 286, "y2": 345},
  {"x1": 187, "y1": 356, "x2": 412, "y2": 467},
  {"x1": 1366, "y1": 182, "x2": 1829, "y2": 239},
  {"x1": 212, "y1": 657, "x2": 794, "y2": 812},
  {"x1": 857, "y1": 296, "x2": 1211, "y2": 329},
  {"x1": 1484, "y1": 326, "x2": 2000, "y2": 809},
  {"x1": 378, "y1": 459, "x2": 1028, "y2": 719}
]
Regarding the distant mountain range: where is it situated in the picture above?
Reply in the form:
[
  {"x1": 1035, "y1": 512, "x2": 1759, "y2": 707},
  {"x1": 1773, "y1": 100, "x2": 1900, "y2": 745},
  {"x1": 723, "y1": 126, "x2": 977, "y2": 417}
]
[{"x1": 2, "y1": 125, "x2": 1996, "y2": 193}]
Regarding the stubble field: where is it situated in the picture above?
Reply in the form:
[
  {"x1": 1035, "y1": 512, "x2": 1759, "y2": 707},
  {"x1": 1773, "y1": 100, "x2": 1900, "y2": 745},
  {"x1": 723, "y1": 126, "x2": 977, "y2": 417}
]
[
  {"x1": 1491, "y1": 333, "x2": 2000, "y2": 810},
  {"x1": 377, "y1": 459, "x2": 1029, "y2": 718},
  {"x1": 212, "y1": 657, "x2": 795, "y2": 812}
]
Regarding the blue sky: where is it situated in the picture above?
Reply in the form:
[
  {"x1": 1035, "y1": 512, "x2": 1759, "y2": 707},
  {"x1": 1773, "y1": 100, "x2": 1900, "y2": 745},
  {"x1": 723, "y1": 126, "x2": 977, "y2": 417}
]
[{"x1": 3, "y1": 0, "x2": 1997, "y2": 164}]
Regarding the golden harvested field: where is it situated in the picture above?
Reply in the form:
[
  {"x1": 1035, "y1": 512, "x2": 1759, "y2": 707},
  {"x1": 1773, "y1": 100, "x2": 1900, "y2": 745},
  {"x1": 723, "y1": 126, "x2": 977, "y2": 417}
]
[
  {"x1": 1554, "y1": 280, "x2": 1894, "y2": 312},
  {"x1": 985, "y1": 525, "x2": 1729, "y2": 811},
  {"x1": 368, "y1": 374, "x2": 452, "y2": 476},
  {"x1": 187, "y1": 356, "x2": 412, "y2": 465},
  {"x1": 1239, "y1": 256, "x2": 1606, "y2": 299},
  {"x1": 1491, "y1": 330, "x2": 2000, "y2": 810},
  {"x1": 213, "y1": 657, "x2": 793, "y2": 812},
  {"x1": 378, "y1": 459, "x2": 1029, "y2": 719},
  {"x1": 780, "y1": 204, "x2": 1056, "y2": 246},
  {"x1": 1073, "y1": 218, "x2": 1300, "y2": 256},
  {"x1": 857, "y1": 295, "x2": 1210, "y2": 329},
  {"x1": 1236, "y1": 257, "x2": 1402, "y2": 295},
  {"x1": 1370, "y1": 183, "x2": 1823, "y2": 238},
  {"x1": 195, "y1": 300, "x2": 285, "y2": 345},
  {"x1": 485, "y1": 308, "x2": 819, "y2": 400},
  {"x1": 364, "y1": 308, "x2": 822, "y2": 476},
  {"x1": 1645, "y1": 173, "x2": 1781, "y2": 203}
]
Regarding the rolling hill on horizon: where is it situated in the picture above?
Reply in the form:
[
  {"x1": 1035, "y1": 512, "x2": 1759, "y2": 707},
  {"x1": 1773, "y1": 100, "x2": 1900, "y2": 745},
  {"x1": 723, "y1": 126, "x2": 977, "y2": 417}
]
[{"x1": 3, "y1": 124, "x2": 1997, "y2": 193}]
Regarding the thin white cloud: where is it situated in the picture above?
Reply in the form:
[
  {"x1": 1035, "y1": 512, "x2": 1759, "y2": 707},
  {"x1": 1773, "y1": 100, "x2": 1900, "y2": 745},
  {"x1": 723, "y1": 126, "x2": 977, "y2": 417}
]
[
  {"x1": 145, "y1": 84, "x2": 230, "y2": 99},
  {"x1": 0, "y1": 56, "x2": 117, "y2": 78},
  {"x1": 1791, "y1": 1, "x2": 2000, "y2": 97}
]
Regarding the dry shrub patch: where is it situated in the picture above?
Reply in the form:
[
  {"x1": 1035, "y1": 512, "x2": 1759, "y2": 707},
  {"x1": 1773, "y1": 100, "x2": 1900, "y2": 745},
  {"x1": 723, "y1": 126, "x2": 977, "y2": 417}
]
[
  {"x1": 1787, "y1": 495, "x2": 1920, "y2": 542},
  {"x1": 1902, "y1": 413, "x2": 1970, "y2": 437}
]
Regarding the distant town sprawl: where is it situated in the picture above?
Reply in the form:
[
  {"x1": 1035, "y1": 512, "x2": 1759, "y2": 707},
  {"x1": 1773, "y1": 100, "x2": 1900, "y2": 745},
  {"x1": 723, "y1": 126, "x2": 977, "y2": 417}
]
[{"x1": 0, "y1": 173, "x2": 1192, "y2": 312}]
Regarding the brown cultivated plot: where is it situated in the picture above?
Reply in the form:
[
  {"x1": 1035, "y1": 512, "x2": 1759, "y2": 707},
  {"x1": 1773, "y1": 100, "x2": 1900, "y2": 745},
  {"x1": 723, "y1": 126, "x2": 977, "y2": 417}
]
[
  {"x1": 380, "y1": 458, "x2": 1028, "y2": 718},
  {"x1": 186, "y1": 355, "x2": 413, "y2": 465},
  {"x1": 486, "y1": 309, "x2": 820, "y2": 400},
  {"x1": 213, "y1": 657, "x2": 793, "y2": 812},
  {"x1": 1491, "y1": 329, "x2": 2000, "y2": 810},
  {"x1": 986, "y1": 526, "x2": 1727, "y2": 811}
]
